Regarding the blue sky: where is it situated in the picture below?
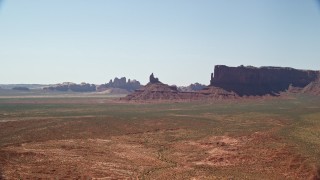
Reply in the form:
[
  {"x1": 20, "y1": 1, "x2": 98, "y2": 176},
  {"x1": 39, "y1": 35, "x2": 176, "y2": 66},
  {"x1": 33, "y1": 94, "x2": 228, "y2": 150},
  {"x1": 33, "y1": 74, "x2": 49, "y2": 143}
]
[{"x1": 0, "y1": 0, "x2": 320, "y2": 85}]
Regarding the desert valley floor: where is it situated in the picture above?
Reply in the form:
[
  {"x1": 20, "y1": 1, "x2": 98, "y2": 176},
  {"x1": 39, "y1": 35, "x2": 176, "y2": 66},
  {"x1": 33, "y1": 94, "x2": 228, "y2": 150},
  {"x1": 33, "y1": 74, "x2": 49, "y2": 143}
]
[{"x1": 0, "y1": 95, "x2": 320, "y2": 179}]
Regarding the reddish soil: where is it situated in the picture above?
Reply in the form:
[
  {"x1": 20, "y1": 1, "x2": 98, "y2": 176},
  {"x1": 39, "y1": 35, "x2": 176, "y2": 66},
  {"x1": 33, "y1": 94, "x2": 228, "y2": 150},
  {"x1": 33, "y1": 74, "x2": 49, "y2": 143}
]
[{"x1": 0, "y1": 128, "x2": 318, "y2": 179}]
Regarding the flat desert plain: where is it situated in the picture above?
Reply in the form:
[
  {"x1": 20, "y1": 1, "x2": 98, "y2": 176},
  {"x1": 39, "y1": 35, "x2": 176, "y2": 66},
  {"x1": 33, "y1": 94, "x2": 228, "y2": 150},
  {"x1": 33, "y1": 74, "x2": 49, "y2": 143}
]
[{"x1": 0, "y1": 95, "x2": 320, "y2": 179}]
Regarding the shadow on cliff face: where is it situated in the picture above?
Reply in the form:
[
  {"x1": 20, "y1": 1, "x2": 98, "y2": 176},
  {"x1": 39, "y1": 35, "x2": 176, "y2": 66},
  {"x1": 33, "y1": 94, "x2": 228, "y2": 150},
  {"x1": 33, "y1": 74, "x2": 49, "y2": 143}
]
[
  {"x1": 212, "y1": 83, "x2": 291, "y2": 96},
  {"x1": 210, "y1": 65, "x2": 319, "y2": 96}
]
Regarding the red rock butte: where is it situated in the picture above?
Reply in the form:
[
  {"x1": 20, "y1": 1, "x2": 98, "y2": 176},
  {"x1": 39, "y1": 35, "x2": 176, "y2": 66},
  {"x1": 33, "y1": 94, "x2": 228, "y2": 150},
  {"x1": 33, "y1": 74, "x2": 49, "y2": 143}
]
[
  {"x1": 210, "y1": 65, "x2": 319, "y2": 96},
  {"x1": 122, "y1": 65, "x2": 320, "y2": 101}
]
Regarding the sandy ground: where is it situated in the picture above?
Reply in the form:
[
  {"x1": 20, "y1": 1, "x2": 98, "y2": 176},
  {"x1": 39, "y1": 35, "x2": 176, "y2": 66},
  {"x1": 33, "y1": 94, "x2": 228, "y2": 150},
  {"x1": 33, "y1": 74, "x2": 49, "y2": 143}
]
[
  {"x1": 1, "y1": 128, "x2": 318, "y2": 179},
  {"x1": 1, "y1": 95, "x2": 320, "y2": 179}
]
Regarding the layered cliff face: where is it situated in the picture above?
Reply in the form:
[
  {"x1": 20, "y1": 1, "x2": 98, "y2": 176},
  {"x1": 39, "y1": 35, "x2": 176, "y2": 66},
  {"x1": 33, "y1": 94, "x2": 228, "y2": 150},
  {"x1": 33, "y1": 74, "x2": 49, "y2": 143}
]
[{"x1": 210, "y1": 65, "x2": 319, "y2": 96}]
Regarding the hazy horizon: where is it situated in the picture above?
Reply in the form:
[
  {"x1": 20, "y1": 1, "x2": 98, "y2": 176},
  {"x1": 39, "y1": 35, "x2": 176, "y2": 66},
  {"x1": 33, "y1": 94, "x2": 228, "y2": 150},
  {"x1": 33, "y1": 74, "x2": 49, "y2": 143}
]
[{"x1": 1, "y1": 1, "x2": 320, "y2": 86}]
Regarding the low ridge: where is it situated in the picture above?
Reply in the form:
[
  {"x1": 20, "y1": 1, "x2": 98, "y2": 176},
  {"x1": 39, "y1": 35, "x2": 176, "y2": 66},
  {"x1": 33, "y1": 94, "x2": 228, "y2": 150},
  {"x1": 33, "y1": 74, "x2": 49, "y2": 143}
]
[{"x1": 122, "y1": 73, "x2": 238, "y2": 101}]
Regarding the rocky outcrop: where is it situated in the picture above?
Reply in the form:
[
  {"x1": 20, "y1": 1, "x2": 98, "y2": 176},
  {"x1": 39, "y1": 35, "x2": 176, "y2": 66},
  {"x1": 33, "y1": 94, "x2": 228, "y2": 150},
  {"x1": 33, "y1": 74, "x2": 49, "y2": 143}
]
[
  {"x1": 97, "y1": 77, "x2": 142, "y2": 92},
  {"x1": 122, "y1": 73, "x2": 238, "y2": 101},
  {"x1": 44, "y1": 82, "x2": 96, "y2": 92},
  {"x1": 124, "y1": 66, "x2": 320, "y2": 101},
  {"x1": 149, "y1": 73, "x2": 161, "y2": 84},
  {"x1": 178, "y1": 83, "x2": 206, "y2": 92},
  {"x1": 124, "y1": 83, "x2": 181, "y2": 101},
  {"x1": 43, "y1": 77, "x2": 141, "y2": 93},
  {"x1": 123, "y1": 74, "x2": 179, "y2": 100},
  {"x1": 302, "y1": 74, "x2": 320, "y2": 95},
  {"x1": 210, "y1": 73, "x2": 214, "y2": 86},
  {"x1": 210, "y1": 65, "x2": 319, "y2": 96}
]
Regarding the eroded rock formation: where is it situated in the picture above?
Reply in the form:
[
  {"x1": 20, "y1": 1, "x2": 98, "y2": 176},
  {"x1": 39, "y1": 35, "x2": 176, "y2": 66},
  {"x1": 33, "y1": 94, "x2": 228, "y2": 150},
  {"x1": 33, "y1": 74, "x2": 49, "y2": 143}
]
[
  {"x1": 178, "y1": 83, "x2": 206, "y2": 92},
  {"x1": 97, "y1": 77, "x2": 142, "y2": 92},
  {"x1": 124, "y1": 83, "x2": 181, "y2": 101},
  {"x1": 302, "y1": 74, "x2": 320, "y2": 95},
  {"x1": 123, "y1": 74, "x2": 179, "y2": 100},
  {"x1": 210, "y1": 65, "x2": 319, "y2": 96},
  {"x1": 123, "y1": 65, "x2": 320, "y2": 101},
  {"x1": 122, "y1": 73, "x2": 238, "y2": 101},
  {"x1": 149, "y1": 73, "x2": 160, "y2": 84},
  {"x1": 210, "y1": 73, "x2": 214, "y2": 86}
]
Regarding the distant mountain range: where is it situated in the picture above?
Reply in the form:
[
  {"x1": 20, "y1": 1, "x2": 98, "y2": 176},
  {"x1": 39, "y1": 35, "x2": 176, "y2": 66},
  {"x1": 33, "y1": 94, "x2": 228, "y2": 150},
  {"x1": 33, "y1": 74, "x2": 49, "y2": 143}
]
[
  {"x1": 5, "y1": 65, "x2": 317, "y2": 98},
  {"x1": 178, "y1": 83, "x2": 206, "y2": 92},
  {"x1": 0, "y1": 84, "x2": 48, "y2": 90},
  {"x1": 0, "y1": 77, "x2": 207, "y2": 94},
  {"x1": 97, "y1": 77, "x2": 142, "y2": 92},
  {"x1": 43, "y1": 82, "x2": 96, "y2": 92},
  {"x1": 41, "y1": 77, "x2": 142, "y2": 93}
]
